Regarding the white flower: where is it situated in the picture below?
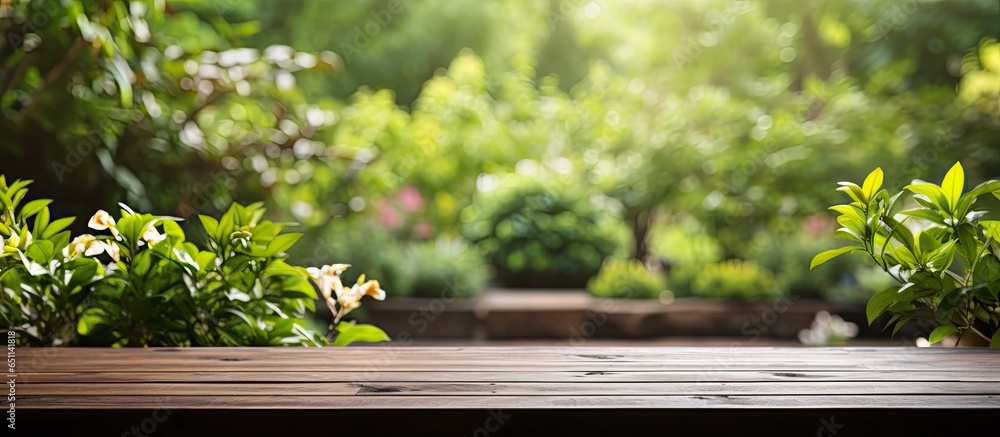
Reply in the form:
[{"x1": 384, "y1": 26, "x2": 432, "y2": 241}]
[
  {"x1": 88, "y1": 210, "x2": 120, "y2": 238},
  {"x1": 98, "y1": 241, "x2": 121, "y2": 262},
  {"x1": 307, "y1": 264, "x2": 385, "y2": 323},
  {"x1": 142, "y1": 226, "x2": 166, "y2": 247},
  {"x1": 307, "y1": 263, "x2": 350, "y2": 301},
  {"x1": 335, "y1": 275, "x2": 386, "y2": 321},
  {"x1": 63, "y1": 234, "x2": 105, "y2": 260}
]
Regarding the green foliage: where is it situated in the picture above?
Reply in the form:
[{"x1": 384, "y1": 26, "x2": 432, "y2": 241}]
[
  {"x1": 650, "y1": 222, "x2": 722, "y2": 298},
  {"x1": 399, "y1": 240, "x2": 488, "y2": 298},
  {"x1": 462, "y1": 176, "x2": 629, "y2": 288},
  {"x1": 0, "y1": 176, "x2": 386, "y2": 347},
  {"x1": 691, "y1": 260, "x2": 783, "y2": 300},
  {"x1": 812, "y1": 163, "x2": 1000, "y2": 346},
  {"x1": 750, "y1": 222, "x2": 893, "y2": 301},
  {"x1": 587, "y1": 258, "x2": 666, "y2": 300},
  {"x1": 3, "y1": 0, "x2": 1000, "y2": 319},
  {"x1": 0, "y1": 0, "x2": 344, "y2": 222},
  {"x1": 303, "y1": 222, "x2": 410, "y2": 295}
]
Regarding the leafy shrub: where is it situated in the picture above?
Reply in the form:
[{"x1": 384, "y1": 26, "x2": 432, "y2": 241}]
[
  {"x1": 587, "y1": 258, "x2": 666, "y2": 299},
  {"x1": 650, "y1": 223, "x2": 722, "y2": 297},
  {"x1": 691, "y1": 259, "x2": 783, "y2": 299},
  {"x1": 400, "y1": 240, "x2": 489, "y2": 298},
  {"x1": 750, "y1": 226, "x2": 860, "y2": 300},
  {"x1": 812, "y1": 163, "x2": 1000, "y2": 346},
  {"x1": 461, "y1": 177, "x2": 629, "y2": 288},
  {"x1": 0, "y1": 177, "x2": 387, "y2": 347},
  {"x1": 306, "y1": 222, "x2": 411, "y2": 297}
]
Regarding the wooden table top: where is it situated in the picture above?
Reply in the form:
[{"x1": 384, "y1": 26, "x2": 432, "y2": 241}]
[{"x1": 15, "y1": 346, "x2": 1000, "y2": 410}]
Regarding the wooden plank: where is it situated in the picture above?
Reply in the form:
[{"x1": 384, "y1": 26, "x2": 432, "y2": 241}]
[
  {"x1": 17, "y1": 347, "x2": 1000, "y2": 373},
  {"x1": 17, "y1": 394, "x2": 1000, "y2": 409},
  {"x1": 18, "y1": 346, "x2": 1000, "y2": 357},
  {"x1": 18, "y1": 381, "x2": 1000, "y2": 396},
  {"x1": 17, "y1": 358, "x2": 999, "y2": 373},
  {"x1": 18, "y1": 370, "x2": 1000, "y2": 384},
  {"x1": 13, "y1": 347, "x2": 1000, "y2": 413}
]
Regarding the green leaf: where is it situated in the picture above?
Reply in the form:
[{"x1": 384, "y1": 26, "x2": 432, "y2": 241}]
[
  {"x1": 810, "y1": 246, "x2": 860, "y2": 270},
  {"x1": 32, "y1": 207, "x2": 50, "y2": 237},
  {"x1": 195, "y1": 251, "x2": 217, "y2": 272},
  {"x1": 905, "y1": 182, "x2": 948, "y2": 214},
  {"x1": 991, "y1": 330, "x2": 1000, "y2": 348},
  {"x1": 941, "y1": 161, "x2": 964, "y2": 213},
  {"x1": 829, "y1": 204, "x2": 865, "y2": 220},
  {"x1": 836, "y1": 214, "x2": 866, "y2": 238},
  {"x1": 956, "y1": 223, "x2": 980, "y2": 264},
  {"x1": 42, "y1": 217, "x2": 76, "y2": 239},
  {"x1": 116, "y1": 214, "x2": 141, "y2": 245},
  {"x1": 926, "y1": 239, "x2": 956, "y2": 272},
  {"x1": 6, "y1": 179, "x2": 32, "y2": 199},
  {"x1": 67, "y1": 260, "x2": 100, "y2": 293},
  {"x1": 162, "y1": 219, "x2": 186, "y2": 242},
  {"x1": 216, "y1": 210, "x2": 235, "y2": 244},
  {"x1": 899, "y1": 209, "x2": 946, "y2": 225},
  {"x1": 834, "y1": 227, "x2": 864, "y2": 244},
  {"x1": 25, "y1": 240, "x2": 55, "y2": 264},
  {"x1": 974, "y1": 255, "x2": 1000, "y2": 289},
  {"x1": 881, "y1": 215, "x2": 915, "y2": 250},
  {"x1": 867, "y1": 286, "x2": 900, "y2": 325},
  {"x1": 19, "y1": 199, "x2": 52, "y2": 221},
  {"x1": 265, "y1": 233, "x2": 302, "y2": 257},
  {"x1": 964, "y1": 180, "x2": 1000, "y2": 201},
  {"x1": 333, "y1": 321, "x2": 390, "y2": 346},
  {"x1": 199, "y1": 215, "x2": 219, "y2": 241},
  {"x1": 982, "y1": 221, "x2": 1000, "y2": 241},
  {"x1": 914, "y1": 230, "x2": 940, "y2": 263},
  {"x1": 77, "y1": 308, "x2": 109, "y2": 336},
  {"x1": 861, "y1": 167, "x2": 884, "y2": 202},
  {"x1": 928, "y1": 323, "x2": 958, "y2": 344},
  {"x1": 836, "y1": 182, "x2": 865, "y2": 203}
]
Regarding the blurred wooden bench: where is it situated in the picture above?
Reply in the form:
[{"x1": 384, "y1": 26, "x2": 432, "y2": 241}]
[{"x1": 15, "y1": 347, "x2": 1000, "y2": 435}]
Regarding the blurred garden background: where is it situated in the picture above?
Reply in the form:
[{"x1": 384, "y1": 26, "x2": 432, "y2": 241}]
[{"x1": 1, "y1": 0, "x2": 999, "y2": 344}]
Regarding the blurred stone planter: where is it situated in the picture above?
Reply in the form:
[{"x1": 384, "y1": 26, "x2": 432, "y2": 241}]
[
  {"x1": 361, "y1": 289, "x2": 872, "y2": 341},
  {"x1": 479, "y1": 289, "x2": 598, "y2": 338},
  {"x1": 627, "y1": 297, "x2": 869, "y2": 339},
  {"x1": 481, "y1": 290, "x2": 870, "y2": 340},
  {"x1": 365, "y1": 297, "x2": 483, "y2": 340}
]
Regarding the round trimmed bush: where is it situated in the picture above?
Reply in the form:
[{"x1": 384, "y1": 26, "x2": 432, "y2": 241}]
[{"x1": 461, "y1": 177, "x2": 629, "y2": 288}]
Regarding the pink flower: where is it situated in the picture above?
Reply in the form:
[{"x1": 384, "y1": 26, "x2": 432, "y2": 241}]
[
  {"x1": 413, "y1": 220, "x2": 433, "y2": 239},
  {"x1": 803, "y1": 214, "x2": 833, "y2": 236},
  {"x1": 396, "y1": 186, "x2": 424, "y2": 212},
  {"x1": 376, "y1": 199, "x2": 403, "y2": 229}
]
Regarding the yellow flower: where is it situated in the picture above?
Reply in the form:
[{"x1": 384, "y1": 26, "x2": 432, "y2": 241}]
[
  {"x1": 63, "y1": 234, "x2": 105, "y2": 260},
  {"x1": 88, "y1": 210, "x2": 120, "y2": 238}
]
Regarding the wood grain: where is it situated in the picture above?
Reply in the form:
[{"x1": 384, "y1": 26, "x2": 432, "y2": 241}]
[{"x1": 13, "y1": 347, "x2": 1000, "y2": 410}]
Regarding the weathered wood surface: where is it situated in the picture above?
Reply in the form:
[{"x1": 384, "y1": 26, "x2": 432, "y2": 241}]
[
  {"x1": 15, "y1": 347, "x2": 1000, "y2": 410},
  {"x1": 13, "y1": 347, "x2": 1000, "y2": 435}
]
